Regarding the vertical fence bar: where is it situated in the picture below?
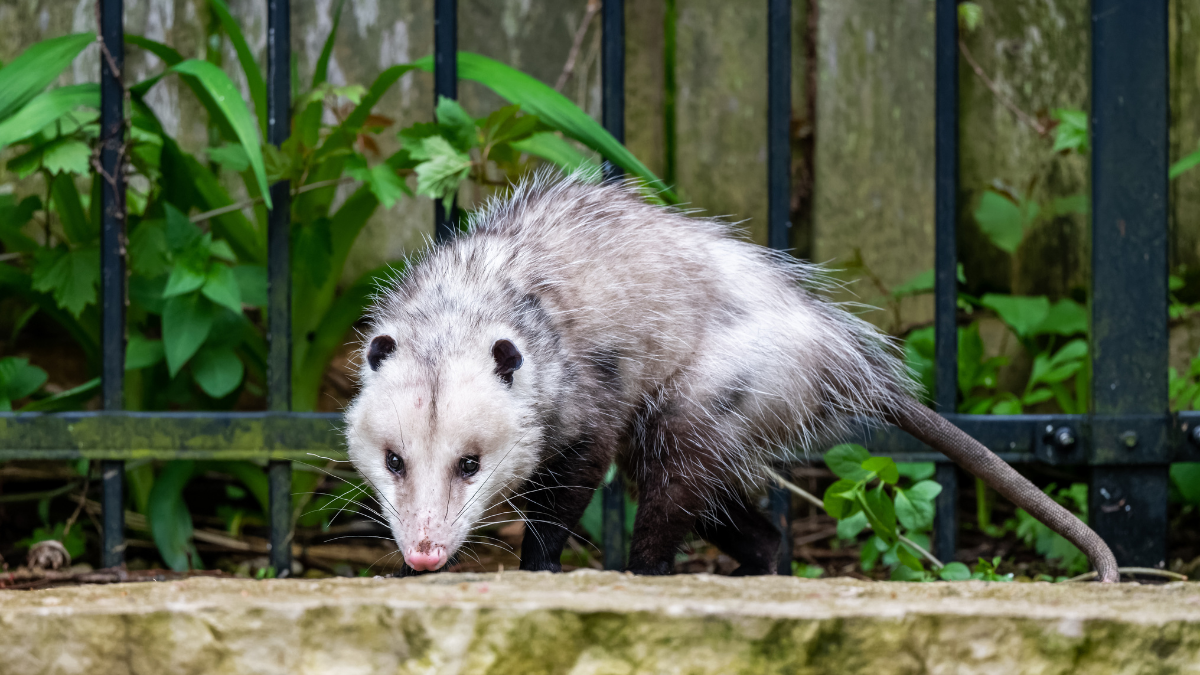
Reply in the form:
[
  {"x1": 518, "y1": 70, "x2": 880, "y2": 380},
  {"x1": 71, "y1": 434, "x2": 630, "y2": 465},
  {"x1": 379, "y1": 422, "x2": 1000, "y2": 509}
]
[
  {"x1": 931, "y1": 0, "x2": 959, "y2": 562},
  {"x1": 434, "y1": 0, "x2": 458, "y2": 241},
  {"x1": 1088, "y1": 0, "x2": 1170, "y2": 568},
  {"x1": 267, "y1": 0, "x2": 293, "y2": 578},
  {"x1": 766, "y1": 0, "x2": 793, "y2": 574},
  {"x1": 99, "y1": 0, "x2": 126, "y2": 570},
  {"x1": 600, "y1": 0, "x2": 627, "y2": 571}
]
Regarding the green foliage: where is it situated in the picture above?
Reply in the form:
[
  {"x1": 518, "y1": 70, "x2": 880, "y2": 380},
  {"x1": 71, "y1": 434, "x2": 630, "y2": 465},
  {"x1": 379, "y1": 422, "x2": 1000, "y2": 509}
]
[
  {"x1": 1051, "y1": 109, "x2": 1088, "y2": 155},
  {"x1": 1008, "y1": 483, "x2": 1089, "y2": 576},
  {"x1": 0, "y1": 357, "x2": 48, "y2": 411},
  {"x1": 791, "y1": 561, "x2": 824, "y2": 578}
]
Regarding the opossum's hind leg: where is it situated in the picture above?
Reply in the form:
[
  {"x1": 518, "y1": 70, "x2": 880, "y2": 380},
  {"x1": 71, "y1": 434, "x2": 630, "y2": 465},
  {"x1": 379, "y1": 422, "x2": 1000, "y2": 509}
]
[
  {"x1": 694, "y1": 492, "x2": 780, "y2": 576},
  {"x1": 518, "y1": 437, "x2": 612, "y2": 572}
]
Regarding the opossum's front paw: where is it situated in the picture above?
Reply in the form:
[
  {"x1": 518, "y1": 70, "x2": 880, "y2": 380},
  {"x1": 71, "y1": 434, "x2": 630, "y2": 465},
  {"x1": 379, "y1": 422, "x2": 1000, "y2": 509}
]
[
  {"x1": 729, "y1": 563, "x2": 774, "y2": 577},
  {"x1": 626, "y1": 560, "x2": 673, "y2": 576},
  {"x1": 519, "y1": 559, "x2": 562, "y2": 573}
]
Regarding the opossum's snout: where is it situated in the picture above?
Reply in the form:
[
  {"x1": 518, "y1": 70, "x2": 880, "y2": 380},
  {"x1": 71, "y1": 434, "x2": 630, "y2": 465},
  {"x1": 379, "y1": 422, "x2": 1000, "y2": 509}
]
[{"x1": 404, "y1": 540, "x2": 448, "y2": 571}]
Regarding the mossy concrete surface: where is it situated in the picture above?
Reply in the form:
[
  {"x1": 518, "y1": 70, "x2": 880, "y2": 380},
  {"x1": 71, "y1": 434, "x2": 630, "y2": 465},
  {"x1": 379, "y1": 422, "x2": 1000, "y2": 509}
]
[{"x1": 2, "y1": 572, "x2": 1198, "y2": 675}]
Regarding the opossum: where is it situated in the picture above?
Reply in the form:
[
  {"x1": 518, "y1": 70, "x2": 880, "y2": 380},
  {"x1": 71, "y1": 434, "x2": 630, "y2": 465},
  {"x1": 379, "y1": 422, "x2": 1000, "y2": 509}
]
[{"x1": 344, "y1": 173, "x2": 1118, "y2": 581}]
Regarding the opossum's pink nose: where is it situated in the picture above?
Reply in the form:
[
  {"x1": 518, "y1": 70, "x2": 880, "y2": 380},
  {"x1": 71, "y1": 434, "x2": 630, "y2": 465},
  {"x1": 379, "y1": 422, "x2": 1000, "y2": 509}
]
[{"x1": 404, "y1": 543, "x2": 447, "y2": 571}]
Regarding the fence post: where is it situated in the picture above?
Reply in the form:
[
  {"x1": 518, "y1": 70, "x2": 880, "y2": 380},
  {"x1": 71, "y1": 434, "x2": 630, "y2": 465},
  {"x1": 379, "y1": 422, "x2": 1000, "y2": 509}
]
[
  {"x1": 98, "y1": 0, "x2": 126, "y2": 570},
  {"x1": 1088, "y1": 0, "x2": 1170, "y2": 568},
  {"x1": 266, "y1": 0, "x2": 293, "y2": 578},
  {"x1": 931, "y1": 0, "x2": 960, "y2": 563},
  {"x1": 766, "y1": 0, "x2": 793, "y2": 575},
  {"x1": 434, "y1": 0, "x2": 458, "y2": 241},
  {"x1": 600, "y1": 0, "x2": 627, "y2": 572}
]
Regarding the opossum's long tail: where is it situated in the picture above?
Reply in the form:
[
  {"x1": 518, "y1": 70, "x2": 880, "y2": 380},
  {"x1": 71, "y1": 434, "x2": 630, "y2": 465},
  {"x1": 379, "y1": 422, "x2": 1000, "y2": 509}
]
[{"x1": 885, "y1": 397, "x2": 1119, "y2": 583}]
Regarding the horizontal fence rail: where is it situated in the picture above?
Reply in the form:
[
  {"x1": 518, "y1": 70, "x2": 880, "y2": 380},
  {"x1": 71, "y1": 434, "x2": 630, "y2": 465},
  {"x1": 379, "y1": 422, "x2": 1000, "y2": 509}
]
[{"x1": 0, "y1": 0, "x2": 1174, "y2": 574}]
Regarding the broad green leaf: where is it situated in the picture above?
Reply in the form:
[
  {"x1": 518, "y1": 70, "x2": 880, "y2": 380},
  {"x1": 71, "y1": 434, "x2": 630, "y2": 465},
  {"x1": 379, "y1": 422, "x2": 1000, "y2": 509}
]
[
  {"x1": 164, "y1": 203, "x2": 202, "y2": 252},
  {"x1": 206, "y1": 143, "x2": 250, "y2": 172},
  {"x1": 206, "y1": 0, "x2": 267, "y2": 136},
  {"x1": 0, "y1": 33, "x2": 95, "y2": 121},
  {"x1": 958, "y1": 322, "x2": 984, "y2": 394},
  {"x1": 1172, "y1": 148, "x2": 1200, "y2": 180},
  {"x1": 31, "y1": 246, "x2": 99, "y2": 317},
  {"x1": 41, "y1": 138, "x2": 90, "y2": 175},
  {"x1": 990, "y1": 392, "x2": 1023, "y2": 415},
  {"x1": 823, "y1": 444, "x2": 872, "y2": 482},
  {"x1": 894, "y1": 487, "x2": 934, "y2": 531},
  {"x1": 906, "y1": 479, "x2": 944, "y2": 503},
  {"x1": 415, "y1": 53, "x2": 675, "y2": 202},
  {"x1": 163, "y1": 259, "x2": 208, "y2": 298},
  {"x1": 904, "y1": 326, "x2": 936, "y2": 404},
  {"x1": 1052, "y1": 108, "x2": 1088, "y2": 154},
  {"x1": 895, "y1": 542, "x2": 924, "y2": 572},
  {"x1": 170, "y1": 60, "x2": 272, "y2": 209},
  {"x1": 510, "y1": 131, "x2": 599, "y2": 172},
  {"x1": 208, "y1": 239, "x2": 237, "y2": 263},
  {"x1": 191, "y1": 345, "x2": 244, "y2": 398},
  {"x1": 202, "y1": 264, "x2": 243, "y2": 314},
  {"x1": 0, "y1": 357, "x2": 48, "y2": 410},
  {"x1": 1022, "y1": 387, "x2": 1055, "y2": 405},
  {"x1": 862, "y1": 456, "x2": 899, "y2": 485},
  {"x1": 860, "y1": 485, "x2": 897, "y2": 540},
  {"x1": 293, "y1": 218, "x2": 334, "y2": 287},
  {"x1": 129, "y1": 220, "x2": 171, "y2": 277},
  {"x1": 125, "y1": 333, "x2": 165, "y2": 370},
  {"x1": 346, "y1": 155, "x2": 410, "y2": 209},
  {"x1": 980, "y1": 294, "x2": 1050, "y2": 339},
  {"x1": 0, "y1": 84, "x2": 99, "y2": 148},
  {"x1": 0, "y1": 263, "x2": 100, "y2": 365},
  {"x1": 939, "y1": 561, "x2": 972, "y2": 581},
  {"x1": 148, "y1": 461, "x2": 198, "y2": 571},
  {"x1": 836, "y1": 510, "x2": 868, "y2": 539},
  {"x1": 822, "y1": 479, "x2": 859, "y2": 519},
  {"x1": 896, "y1": 462, "x2": 935, "y2": 481},
  {"x1": 51, "y1": 172, "x2": 94, "y2": 245},
  {"x1": 1170, "y1": 463, "x2": 1200, "y2": 506},
  {"x1": 860, "y1": 534, "x2": 882, "y2": 571},
  {"x1": 18, "y1": 376, "x2": 100, "y2": 412},
  {"x1": 233, "y1": 265, "x2": 268, "y2": 307},
  {"x1": 974, "y1": 191, "x2": 1025, "y2": 254},
  {"x1": 1034, "y1": 298, "x2": 1087, "y2": 336},
  {"x1": 435, "y1": 95, "x2": 478, "y2": 150},
  {"x1": 162, "y1": 293, "x2": 216, "y2": 375},
  {"x1": 410, "y1": 135, "x2": 472, "y2": 209},
  {"x1": 958, "y1": 3, "x2": 983, "y2": 32},
  {"x1": 1049, "y1": 339, "x2": 1088, "y2": 366}
]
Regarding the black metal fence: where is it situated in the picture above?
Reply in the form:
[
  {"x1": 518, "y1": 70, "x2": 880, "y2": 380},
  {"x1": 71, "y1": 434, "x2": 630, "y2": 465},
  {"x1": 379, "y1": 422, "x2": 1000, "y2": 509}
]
[{"x1": 0, "y1": 0, "x2": 1186, "y2": 575}]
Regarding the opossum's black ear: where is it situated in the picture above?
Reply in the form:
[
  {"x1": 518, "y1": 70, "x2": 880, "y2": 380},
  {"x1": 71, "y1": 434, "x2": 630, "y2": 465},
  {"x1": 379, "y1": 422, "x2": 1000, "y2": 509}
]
[
  {"x1": 491, "y1": 339, "x2": 523, "y2": 386},
  {"x1": 368, "y1": 335, "x2": 397, "y2": 371}
]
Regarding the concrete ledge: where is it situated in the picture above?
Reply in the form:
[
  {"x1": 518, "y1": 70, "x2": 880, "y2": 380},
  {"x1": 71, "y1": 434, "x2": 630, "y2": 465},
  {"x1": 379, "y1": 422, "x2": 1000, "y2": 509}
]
[{"x1": 2, "y1": 572, "x2": 1198, "y2": 674}]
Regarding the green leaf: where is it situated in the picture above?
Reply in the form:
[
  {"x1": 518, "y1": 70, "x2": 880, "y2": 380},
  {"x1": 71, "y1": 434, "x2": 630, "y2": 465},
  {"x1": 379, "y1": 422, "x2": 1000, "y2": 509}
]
[
  {"x1": 895, "y1": 542, "x2": 924, "y2": 571},
  {"x1": 148, "y1": 461, "x2": 198, "y2": 572},
  {"x1": 208, "y1": 239, "x2": 237, "y2": 263},
  {"x1": 31, "y1": 246, "x2": 99, "y2": 317},
  {"x1": 162, "y1": 293, "x2": 216, "y2": 376},
  {"x1": 312, "y1": 0, "x2": 348, "y2": 87},
  {"x1": 862, "y1": 456, "x2": 899, "y2": 485},
  {"x1": 1170, "y1": 463, "x2": 1200, "y2": 506},
  {"x1": 163, "y1": 259, "x2": 209, "y2": 298},
  {"x1": 191, "y1": 345, "x2": 244, "y2": 398},
  {"x1": 957, "y1": 3, "x2": 983, "y2": 32},
  {"x1": 205, "y1": 143, "x2": 250, "y2": 172},
  {"x1": 1022, "y1": 387, "x2": 1055, "y2": 405},
  {"x1": 0, "y1": 33, "x2": 95, "y2": 121},
  {"x1": 41, "y1": 138, "x2": 91, "y2": 175},
  {"x1": 510, "y1": 131, "x2": 599, "y2": 172},
  {"x1": 129, "y1": 220, "x2": 171, "y2": 277},
  {"x1": 17, "y1": 376, "x2": 99, "y2": 412},
  {"x1": 939, "y1": 561, "x2": 972, "y2": 581},
  {"x1": 1033, "y1": 298, "x2": 1087, "y2": 336},
  {"x1": 51, "y1": 172, "x2": 94, "y2": 245},
  {"x1": 836, "y1": 510, "x2": 868, "y2": 539},
  {"x1": 293, "y1": 218, "x2": 334, "y2": 287},
  {"x1": 0, "y1": 357, "x2": 48, "y2": 410},
  {"x1": 894, "y1": 487, "x2": 935, "y2": 531},
  {"x1": 1052, "y1": 108, "x2": 1088, "y2": 154},
  {"x1": 822, "y1": 479, "x2": 860, "y2": 519},
  {"x1": 205, "y1": 0, "x2": 267, "y2": 136},
  {"x1": 973, "y1": 191, "x2": 1025, "y2": 254},
  {"x1": 1172, "y1": 148, "x2": 1200, "y2": 180},
  {"x1": 860, "y1": 485, "x2": 897, "y2": 540},
  {"x1": 896, "y1": 462, "x2": 936, "y2": 481},
  {"x1": 346, "y1": 155, "x2": 410, "y2": 209},
  {"x1": 415, "y1": 53, "x2": 675, "y2": 202},
  {"x1": 823, "y1": 444, "x2": 872, "y2": 481},
  {"x1": 980, "y1": 294, "x2": 1050, "y2": 339},
  {"x1": 201, "y1": 264, "x2": 243, "y2": 314},
  {"x1": 170, "y1": 60, "x2": 272, "y2": 209},
  {"x1": 0, "y1": 84, "x2": 99, "y2": 149},
  {"x1": 125, "y1": 333, "x2": 165, "y2": 370},
  {"x1": 905, "y1": 480, "x2": 944, "y2": 503},
  {"x1": 435, "y1": 95, "x2": 478, "y2": 150},
  {"x1": 233, "y1": 265, "x2": 268, "y2": 307},
  {"x1": 410, "y1": 135, "x2": 472, "y2": 209}
]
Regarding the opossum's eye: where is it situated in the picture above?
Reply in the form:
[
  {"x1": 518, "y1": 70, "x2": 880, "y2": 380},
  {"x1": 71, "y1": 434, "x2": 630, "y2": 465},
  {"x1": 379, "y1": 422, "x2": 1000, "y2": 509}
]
[
  {"x1": 368, "y1": 335, "x2": 397, "y2": 371},
  {"x1": 458, "y1": 455, "x2": 480, "y2": 478},
  {"x1": 491, "y1": 339, "x2": 522, "y2": 387},
  {"x1": 386, "y1": 450, "x2": 405, "y2": 476}
]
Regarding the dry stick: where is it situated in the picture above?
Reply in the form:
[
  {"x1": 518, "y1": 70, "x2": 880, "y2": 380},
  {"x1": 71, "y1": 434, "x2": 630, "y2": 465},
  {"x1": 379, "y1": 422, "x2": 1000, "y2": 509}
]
[
  {"x1": 1062, "y1": 568, "x2": 1187, "y2": 583},
  {"x1": 959, "y1": 39, "x2": 1048, "y2": 136},
  {"x1": 763, "y1": 467, "x2": 945, "y2": 570},
  {"x1": 61, "y1": 472, "x2": 91, "y2": 538},
  {"x1": 189, "y1": 176, "x2": 360, "y2": 224},
  {"x1": 554, "y1": 0, "x2": 601, "y2": 92}
]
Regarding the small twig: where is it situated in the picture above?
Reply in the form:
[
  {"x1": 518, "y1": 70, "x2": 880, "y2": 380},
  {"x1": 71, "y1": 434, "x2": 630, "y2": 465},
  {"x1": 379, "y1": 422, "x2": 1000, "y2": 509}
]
[
  {"x1": 189, "y1": 176, "x2": 359, "y2": 223},
  {"x1": 555, "y1": 0, "x2": 602, "y2": 92},
  {"x1": 764, "y1": 467, "x2": 945, "y2": 570},
  {"x1": 0, "y1": 482, "x2": 81, "y2": 504},
  {"x1": 959, "y1": 39, "x2": 1048, "y2": 136},
  {"x1": 61, "y1": 472, "x2": 91, "y2": 538},
  {"x1": 1061, "y1": 567, "x2": 1188, "y2": 583}
]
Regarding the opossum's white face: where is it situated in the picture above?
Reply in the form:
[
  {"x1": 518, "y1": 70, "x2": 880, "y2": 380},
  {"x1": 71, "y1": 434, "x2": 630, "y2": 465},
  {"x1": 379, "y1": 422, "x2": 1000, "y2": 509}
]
[{"x1": 345, "y1": 333, "x2": 538, "y2": 572}]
